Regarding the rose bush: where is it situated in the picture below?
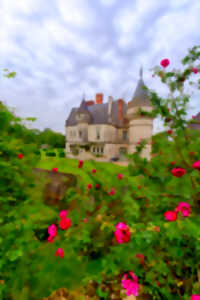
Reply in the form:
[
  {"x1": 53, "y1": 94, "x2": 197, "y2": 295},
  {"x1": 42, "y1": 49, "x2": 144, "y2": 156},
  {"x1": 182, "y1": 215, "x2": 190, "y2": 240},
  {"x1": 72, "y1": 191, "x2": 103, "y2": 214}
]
[{"x1": 1, "y1": 47, "x2": 200, "y2": 300}]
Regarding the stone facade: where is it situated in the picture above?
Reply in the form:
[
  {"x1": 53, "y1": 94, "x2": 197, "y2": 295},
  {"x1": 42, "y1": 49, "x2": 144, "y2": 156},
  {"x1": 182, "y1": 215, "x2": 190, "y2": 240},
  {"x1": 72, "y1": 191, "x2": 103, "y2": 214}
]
[{"x1": 65, "y1": 68, "x2": 154, "y2": 162}]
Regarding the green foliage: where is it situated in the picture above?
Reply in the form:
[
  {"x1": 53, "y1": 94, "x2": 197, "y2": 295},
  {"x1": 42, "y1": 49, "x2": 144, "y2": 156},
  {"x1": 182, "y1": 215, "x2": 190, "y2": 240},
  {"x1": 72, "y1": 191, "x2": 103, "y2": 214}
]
[
  {"x1": 45, "y1": 151, "x2": 56, "y2": 157},
  {"x1": 2, "y1": 46, "x2": 200, "y2": 300}
]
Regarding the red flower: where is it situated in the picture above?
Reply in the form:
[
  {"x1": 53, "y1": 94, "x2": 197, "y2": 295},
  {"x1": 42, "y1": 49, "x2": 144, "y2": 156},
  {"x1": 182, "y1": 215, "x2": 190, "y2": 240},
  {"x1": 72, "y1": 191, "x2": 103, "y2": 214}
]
[
  {"x1": 189, "y1": 152, "x2": 195, "y2": 156},
  {"x1": 168, "y1": 108, "x2": 170, "y2": 112},
  {"x1": 95, "y1": 183, "x2": 100, "y2": 189},
  {"x1": 154, "y1": 226, "x2": 160, "y2": 232},
  {"x1": 164, "y1": 211, "x2": 177, "y2": 221},
  {"x1": 78, "y1": 160, "x2": 84, "y2": 168},
  {"x1": 192, "y1": 160, "x2": 200, "y2": 170},
  {"x1": 171, "y1": 167, "x2": 186, "y2": 177},
  {"x1": 59, "y1": 217, "x2": 72, "y2": 230},
  {"x1": 117, "y1": 173, "x2": 123, "y2": 180},
  {"x1": 156, "y1": 281, "x2": 161, "y2": 287},
  {"x1": 92, "y1": 169, "x2": 96, "y2": 173},
  {"x1": 137, "y1": 185, "x2": 142, "y2": 189},
  {"x1": 52, "y1": 167, "x2": 58, "y2": 172},
  {"x1": 170, "y1": 161, "x2": 176, "y2": 166},
  {"x1": 136, "y1": 254, "x2": 145, "y2": 265},
  {"x1": 88, "y1": 184, "x2": 92, "y2": 189},
  {"x1": 160, "y1": 58, "x2": 170, "y2": 68},
  {"x1": 83, "y1": 218, "x2": 88, "y2": 223},
  {"x1": 109, "y1": 188, "x2": 115, "y2": 195},
  {"x1": 191, "y1": 67, "x2": 198, "y2": 74},
  {"x1": 167, "y1": 130, "x2": 173, "y2": 135},
  {"x1": 18, "y1": 153, "x2": 23, "y2": 159}
]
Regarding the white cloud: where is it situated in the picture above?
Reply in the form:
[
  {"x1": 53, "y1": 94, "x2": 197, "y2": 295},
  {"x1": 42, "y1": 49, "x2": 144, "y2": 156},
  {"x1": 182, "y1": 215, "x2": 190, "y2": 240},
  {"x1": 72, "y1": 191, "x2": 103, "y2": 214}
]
[{"x1": 56, "y1": 0, "x2": 95, "y2": 28}]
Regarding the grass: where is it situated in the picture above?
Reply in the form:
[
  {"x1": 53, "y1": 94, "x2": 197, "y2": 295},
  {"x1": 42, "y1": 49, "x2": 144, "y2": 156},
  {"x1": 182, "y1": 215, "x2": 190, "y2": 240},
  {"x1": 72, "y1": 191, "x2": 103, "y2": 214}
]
[{"x1": 37, "y1": 149, "x2": 130, "y2": 184}]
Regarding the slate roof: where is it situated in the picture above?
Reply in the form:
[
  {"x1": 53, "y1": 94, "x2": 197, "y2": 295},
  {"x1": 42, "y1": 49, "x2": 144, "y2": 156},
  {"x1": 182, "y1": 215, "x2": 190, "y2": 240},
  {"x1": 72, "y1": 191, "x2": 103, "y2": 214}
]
[
  {"x1": 65, "y1": 99, "x2": 128, "y2": 127},
  {"x1": 65, "y1": 67, "x2": 152, "y2": 127}
]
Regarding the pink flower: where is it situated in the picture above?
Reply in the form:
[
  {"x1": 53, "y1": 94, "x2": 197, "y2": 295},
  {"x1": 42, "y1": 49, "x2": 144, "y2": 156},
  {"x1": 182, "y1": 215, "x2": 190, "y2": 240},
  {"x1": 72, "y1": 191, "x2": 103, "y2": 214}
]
[
  {"x1": 192, "y1": 160, "x2": 200, "y2": 170},
  {"x1": 55, "y1": 248, "x2": 64, "y2": 258},
  {"x1": 92, "y1": 169, "x2": 96, "y2": 173},
  {"x1": 191, "y1": 67, "x2": 199, "y2": 74},
  {"x1": 18, "y1": 153, "x2": 23, "y2": 159},
  {"x1": 59, "y1": 218, "x2": 71, "y2": 230},
  {"x1": 59, "y1": 210, "x2": 68, "y2": 218},
  {"x1": 160, "y1": 58, "x2": 170, "y2": 68},
  {"x1": 83, "y1": 218, "x2": 88, "y2": 223},
  {"x1": 52, "y1": 167, "x2": 58, "y2": 172},
  {"x1": 88, "y1": 184, "x2": 92, "y2": 189},
  {"x1": 175, "y1": 202, "x2": 191, "y2": 217},
  {"x1": 164, "y1": 211, "x2": 177, "y2": 221},
  {"x1": 171, "y1": 167, "x2": 186, "y2": 177},
  {"x1": 191, "y1": 296, "x2": 200, "y2": 300},
  {"x1": 48, "y1": 224, "x2": 57, "y2": 237},
  {"x1": 114, "y1": 222, "x2": 131, "y2": 243},
  {"x1": 121, "y1": 272, "x2": 139, "y2": 297},
  {"x1": 117, "y1": 173, "x2": 123, "y2": 180},
  {"x1": 109, "y1": 187, "x2": 115, "y2": 195}
]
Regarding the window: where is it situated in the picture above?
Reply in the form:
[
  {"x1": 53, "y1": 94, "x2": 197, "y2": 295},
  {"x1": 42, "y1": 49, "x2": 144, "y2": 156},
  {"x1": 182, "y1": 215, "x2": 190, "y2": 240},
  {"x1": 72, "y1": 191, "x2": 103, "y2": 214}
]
[
  {"x1": 123, "y1": 131, "x2": 127, "y2": 140},
  {"x1": 93, "y1": 147, "x2": 95, "y2": 152},
  {"x1": 101, "y1": 147, "x2": 103, "y2": 153},
  {"x1": 97, "y1": 147, "x2": 99, "y2": 153},
  {"x1": 79, "y1": 131, "x2": 82, "y2": 138}
]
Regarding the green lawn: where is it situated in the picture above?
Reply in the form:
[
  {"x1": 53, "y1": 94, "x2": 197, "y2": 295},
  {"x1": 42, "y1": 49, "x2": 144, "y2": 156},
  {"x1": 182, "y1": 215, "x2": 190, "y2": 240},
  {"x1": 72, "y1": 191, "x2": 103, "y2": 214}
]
[{"x1": 37, "y1": 149, "x2": 130, "y2": 184}]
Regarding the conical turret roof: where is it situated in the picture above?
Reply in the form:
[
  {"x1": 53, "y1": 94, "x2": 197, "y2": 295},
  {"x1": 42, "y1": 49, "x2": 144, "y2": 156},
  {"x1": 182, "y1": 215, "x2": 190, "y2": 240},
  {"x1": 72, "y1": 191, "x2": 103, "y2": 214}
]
[{"x1": 130, "y1": 66, "x2": 152, "y2": 107}]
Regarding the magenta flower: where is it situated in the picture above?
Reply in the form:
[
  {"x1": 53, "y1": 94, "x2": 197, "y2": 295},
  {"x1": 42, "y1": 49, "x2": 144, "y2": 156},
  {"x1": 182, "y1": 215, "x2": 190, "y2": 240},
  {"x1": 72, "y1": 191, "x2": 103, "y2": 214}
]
[
  {"x1": 114, "y1": 222, "x2": 131, "y2": 243},
  {"x1": 160, "y1": 58, "x2": 170, "y2": 68},
  {"x1": 109, "y1": 187, "x2": 115, "y2": 195},
  {"x1": 55, "y1": 248, "x2": 64, "y2": 258},
  {"x1": 191, "y1": 67, "x2": 199, "y2": 74},
  {"x1": 48, "y1": 224, "x2": 57, "y2": 237},
  {"x1": 83, "y1": 218, "x2": 88, "y2": 223},
  {"x1": 121, "y1": 272, "x2": 139, "y2": 296},
  {"x1": 92, "y1": 169, "x2": 96, "y2": 173},
  {"x1": 171, "y1": 167, "x2": 186, "y2": 177},
  {"x1": 164, "y1": 211, "x2": 177, "y2": 221},
  {"x1": 191, "y1": 295, "x2": 200, "y2": 300},
  {"x1": 59, "y1": 210, "x2": 68, "y2": 218},
  {"x1": 193, "y1": 160, "x2": 200, "y2": 170},
  {"x1": 175, "y1": 202, "x2": 191, "y2": 217},
  {"x1": 117, "y1": 173, "x2": 123, "y2": 180}
]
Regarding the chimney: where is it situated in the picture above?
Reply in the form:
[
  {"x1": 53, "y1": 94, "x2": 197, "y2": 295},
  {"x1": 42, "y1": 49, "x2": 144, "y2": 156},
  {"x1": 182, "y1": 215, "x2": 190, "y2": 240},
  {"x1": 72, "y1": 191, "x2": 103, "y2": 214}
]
[
  {"x1": 118, "y1": 99, "x2": 124, "y2": 121},
  {"x1": 86, "y1": 100, "x2": 95, "y2": 106},
  {"x1": 108, "y1": 96, "x2": 113, "y2": 115},
  {"x1": 96, "y1": 93, "x2": 103, "y2": 104}
]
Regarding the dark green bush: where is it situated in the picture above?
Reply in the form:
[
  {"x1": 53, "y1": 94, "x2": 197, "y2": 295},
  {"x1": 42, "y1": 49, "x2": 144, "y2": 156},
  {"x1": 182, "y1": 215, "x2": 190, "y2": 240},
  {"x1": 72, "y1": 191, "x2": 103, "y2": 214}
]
[
  {"x1": 59, "y1": 152, "x2": 65, "y2": 158},
  {"x1": 46, "y1": 151, "x2": 56, "y2": 157}
]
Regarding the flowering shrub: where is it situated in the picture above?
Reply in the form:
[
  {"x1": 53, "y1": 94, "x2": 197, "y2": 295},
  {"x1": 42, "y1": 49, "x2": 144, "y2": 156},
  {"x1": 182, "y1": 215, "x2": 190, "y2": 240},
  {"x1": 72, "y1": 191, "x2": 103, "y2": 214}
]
[{"x1": 1, "y1": 47, "x2": 200, "y2": 299}]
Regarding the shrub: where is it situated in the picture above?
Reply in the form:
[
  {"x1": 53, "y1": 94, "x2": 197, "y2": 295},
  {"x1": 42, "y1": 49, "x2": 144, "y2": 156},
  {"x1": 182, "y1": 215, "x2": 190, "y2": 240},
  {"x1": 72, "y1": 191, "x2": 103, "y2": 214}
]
[
  {"x1": 46, "y1": 151, "x2": 56, "y2": 157},
  {"x1": 58, "y1": 152, "x2": 65, "y2": 158}
]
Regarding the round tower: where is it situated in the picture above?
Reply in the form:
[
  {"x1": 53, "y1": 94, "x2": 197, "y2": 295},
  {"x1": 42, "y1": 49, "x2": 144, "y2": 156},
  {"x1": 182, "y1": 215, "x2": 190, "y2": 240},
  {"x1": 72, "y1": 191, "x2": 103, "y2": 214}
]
[{"x1": 126, "y1": 66, "x2": 154, "y2": 160}]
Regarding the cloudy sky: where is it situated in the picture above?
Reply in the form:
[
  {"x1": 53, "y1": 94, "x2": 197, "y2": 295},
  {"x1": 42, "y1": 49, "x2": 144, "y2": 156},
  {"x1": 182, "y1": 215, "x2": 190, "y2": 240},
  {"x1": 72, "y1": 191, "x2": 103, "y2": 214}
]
[{"x1": 0, "y1": 0, "x2": 200, "y2": 135}]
